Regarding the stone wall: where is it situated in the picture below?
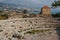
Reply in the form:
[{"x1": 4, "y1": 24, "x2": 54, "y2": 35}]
[{"x1": 0, "y1": 17, "x2": 59, "y2": 29}]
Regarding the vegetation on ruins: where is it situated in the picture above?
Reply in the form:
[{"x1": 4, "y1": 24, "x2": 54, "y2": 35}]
[
  {"x1": 0, "y1": 14, "x2": 8, "y2": 20},
  {"x1": 23, "y1": 9, "x2": 27, "y2": 14},
  {"x1": 52, "y1": 12, "x2": 60, "y2": 17},
  {"x1": 0, "y1": 30, "x2": 3, "y2": 32},
  {"x1": 26, "y1": 29, "x2": 50, "y2": 34}
]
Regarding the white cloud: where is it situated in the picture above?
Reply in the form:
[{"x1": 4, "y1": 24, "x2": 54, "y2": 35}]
[{"x1": 0, "y1": 0, "x2": 4, "y2": 2}]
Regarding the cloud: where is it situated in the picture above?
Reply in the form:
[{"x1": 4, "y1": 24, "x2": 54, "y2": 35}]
[
  {"x1": 0, "y1": 0, "x2": 4, "y2": 2},
  {"x1": 0, "y1": 0, "x2": 57, "y2": 7}
]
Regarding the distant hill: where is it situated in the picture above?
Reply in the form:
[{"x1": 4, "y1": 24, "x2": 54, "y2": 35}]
[
  {"x1": 0, "y1": 2, "x2": 30, "y2": 10},
  {"x1": 0, "y1": 2, "x2": 41, "y2": 9},
  {"x1": 0, "y1": 2, "x2": 34, "y2": 10},
  {"x1": 0, "y1": 2, "x2": 40, "y2": 14},
  {"x1": 0, "y1": 2, "x2": 20, "y2": 8}
]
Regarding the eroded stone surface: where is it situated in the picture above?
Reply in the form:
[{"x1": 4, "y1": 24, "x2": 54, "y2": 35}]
[{"x1": 0, "y1": 17, "x2": 60, "y2": 40}]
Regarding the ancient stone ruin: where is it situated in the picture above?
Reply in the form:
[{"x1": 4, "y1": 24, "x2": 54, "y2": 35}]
[{"x1": 0, "y1": 6, "x2": 60, "y2": 40}]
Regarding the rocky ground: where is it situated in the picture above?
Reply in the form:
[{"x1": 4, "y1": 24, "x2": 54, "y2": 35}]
[
  {"x1": 0, "y1": 28, "x2": 59, "y2": 40},
  {"x1": 0, "y1": 17, "x2": 60, "y2": 40}
]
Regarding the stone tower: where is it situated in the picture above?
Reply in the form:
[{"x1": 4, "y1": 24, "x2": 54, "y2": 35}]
[{"x1": 41, "y1": 6, "x2": 51, "y2": 15}]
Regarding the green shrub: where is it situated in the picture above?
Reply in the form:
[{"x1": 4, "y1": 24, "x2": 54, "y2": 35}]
[
  {"x1": 52, "y1": 12, "x2": 60, "y2": 17},
  {"x1": 26, "y1": 29, "x2": 50, "y2": 34},
  {"x1": 0, "y1": 14, "x2": 8, "y2": 20}
]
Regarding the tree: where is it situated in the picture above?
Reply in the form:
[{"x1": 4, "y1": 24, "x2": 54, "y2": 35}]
[
  {"x1": 51, "y1": 0, "x2": 60, "y2": 17},
  {"x1": 52, "y1": 0, "x2": 60, "y2": 7},
  {"x1": 23, "y1": 9, "x2": 27, "y2": 14},
  {"x1": 52, "y1": 12, "x2": 60, "y2": 17}
]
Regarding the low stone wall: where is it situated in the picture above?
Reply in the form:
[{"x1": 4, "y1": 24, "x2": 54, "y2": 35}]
[{"x1": 0, "y1": 17, "x2": 60, "y2": 27}]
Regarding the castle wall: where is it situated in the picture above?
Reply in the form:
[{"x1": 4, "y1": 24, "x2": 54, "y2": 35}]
[{"x1": 42, "y1": 9, "x2": 50, "y2": 15}]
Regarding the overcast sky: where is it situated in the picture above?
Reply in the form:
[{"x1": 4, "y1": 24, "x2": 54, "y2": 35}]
[{"x1": 0, "y1": 0, "x2": 57, "y2": 6}]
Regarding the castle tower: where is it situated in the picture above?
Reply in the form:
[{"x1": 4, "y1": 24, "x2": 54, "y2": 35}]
[{"x1": 41, "y1": 6, "x2": 51, "y2": 15}]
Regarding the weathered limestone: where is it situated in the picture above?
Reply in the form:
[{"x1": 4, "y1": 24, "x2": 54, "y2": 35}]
[{"x1": 0, "y1": 17, "x2": 60, "y2": 40}]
